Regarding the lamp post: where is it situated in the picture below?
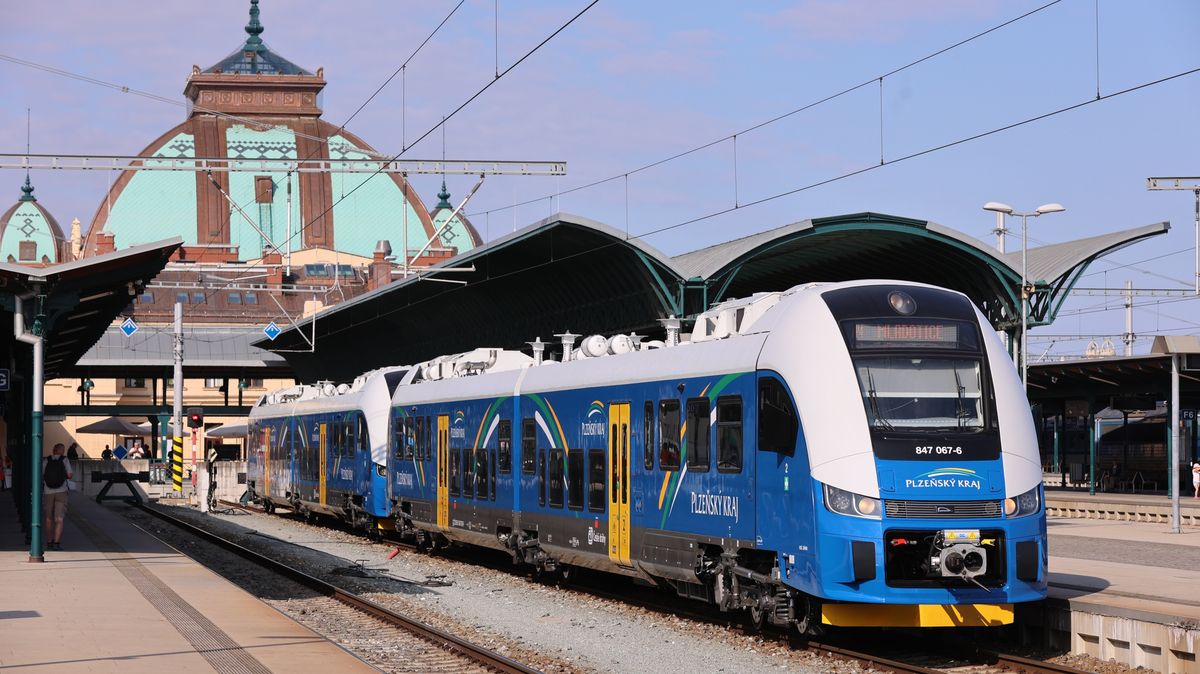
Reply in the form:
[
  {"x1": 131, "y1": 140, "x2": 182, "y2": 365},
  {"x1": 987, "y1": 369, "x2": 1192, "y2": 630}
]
[{"x1": 983, "y1": 201, "x2": 1066, "y2": 392}]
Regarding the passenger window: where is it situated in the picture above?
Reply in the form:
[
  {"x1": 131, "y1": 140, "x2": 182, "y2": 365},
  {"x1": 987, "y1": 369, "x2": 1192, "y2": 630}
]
[
  {"x1": 686, "y1": 397, "x2": 711, "y2": 471},
  {"x1": 398, "y1": 414, "x2": 412, "y2": 455},
  {"x1": 450, "y1": 447, "x2": 461, "y2": 497},
  {"x1": 659, "y1": 399, "x2": 681, "y2": 470},
  {"x1": 538, "y1": 449, "x2": 546, "y2": 506},
  {"x1": 717, "y1": 396, "x2": 743, "y2": 473},
  {"x1": 424, "y1": 416, "x2": 433, "y2": 460},
  {"x1": 568, "y1": 449, "x2": 584, "y2": 511},
  {"x1": 498, "y1": 420, "x2": 512, "y2": 473},
  {"x1": 490, "y1": 449, "x2": 497, "y2": 501},
  {"x1": 331, "y1": 422, "x2": 342, "y2": 457},
  {"x1": 521, "y1": 418, "x2": 537, "y2": 474},
  {"x1": 643, "y1": 401, "x2": 654, "y2": 470},
  {"x1": 475, "y1": 447, "x2": 489, "y2": 500},
  {"x1": 548, "y1": 448, "x2": 565, "y2": 508},
  {"x1": 588, "y1": 449, "x2": 606, "y2": 512},
  {"x1": 759, "y1": 376, "x2": 797, "y2": 456}
]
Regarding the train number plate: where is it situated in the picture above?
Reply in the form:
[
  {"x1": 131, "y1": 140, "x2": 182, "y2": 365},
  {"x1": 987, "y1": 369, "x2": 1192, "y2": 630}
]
[{"x1": 943, "y1": 529, "x2": 980, "y2": 542}]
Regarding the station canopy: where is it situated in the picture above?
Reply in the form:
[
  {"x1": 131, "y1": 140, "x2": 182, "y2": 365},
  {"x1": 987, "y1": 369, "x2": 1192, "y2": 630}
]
[
  {"x1": 0, "y1": 237, "x2": 182, "y2": 380},
  {"x1": 260, "y1": 212, "x2": 1168, "y2": 382}
]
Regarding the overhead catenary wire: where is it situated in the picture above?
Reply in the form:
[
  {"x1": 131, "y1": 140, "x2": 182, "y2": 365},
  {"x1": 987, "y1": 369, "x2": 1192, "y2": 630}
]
[
  {"x1": 295, "y1": 64, "x2": 1200, "y2": 346},
  {"x1": 468, "y1": 0, "x2": 1067, "y2": 218}
]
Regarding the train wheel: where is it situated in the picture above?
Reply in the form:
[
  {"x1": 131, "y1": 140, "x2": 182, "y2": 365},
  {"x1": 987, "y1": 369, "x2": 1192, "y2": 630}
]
[
  {"x1": 557, "y1": 565, "x2": 574, "y2": 586},
  {"x1": 745, "y1": 605, "x2": 767, "y2": 635}
]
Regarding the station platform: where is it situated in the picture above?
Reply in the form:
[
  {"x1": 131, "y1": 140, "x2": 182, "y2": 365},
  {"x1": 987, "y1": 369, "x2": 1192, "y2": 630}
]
[
  {"x1": 1045, "y1": 487, "x2": 1200, "y2": 526},
  {"x1": 0, "y1": 491, "x2": 374, "y2": 673},
  {"x1": 1030, "y1": 515, "x2": 1200, "y2": 673}
]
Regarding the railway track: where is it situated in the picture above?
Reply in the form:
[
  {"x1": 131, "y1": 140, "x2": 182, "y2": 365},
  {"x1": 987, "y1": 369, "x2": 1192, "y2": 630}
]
[
  {"x1": 211, "y1": 501, "x2": 1097, "y2": 674},
  {"x1": 136, "y1": 503, "x2": 540, "y2": 674}
]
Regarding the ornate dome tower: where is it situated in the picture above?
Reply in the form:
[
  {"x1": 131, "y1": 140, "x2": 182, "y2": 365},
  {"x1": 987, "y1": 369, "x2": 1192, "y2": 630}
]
[
  {"x1": 87, "y1": 0, "x2": 480, "y2": 261},
  {"x1": 0, "y1": 174, "x2": 67, "y2": 264}
]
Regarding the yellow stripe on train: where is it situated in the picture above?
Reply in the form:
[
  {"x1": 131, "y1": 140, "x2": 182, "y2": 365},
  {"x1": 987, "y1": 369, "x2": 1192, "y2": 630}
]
[{"x1": 820, "y1": 603, "x2": 1014, "y2": 627}]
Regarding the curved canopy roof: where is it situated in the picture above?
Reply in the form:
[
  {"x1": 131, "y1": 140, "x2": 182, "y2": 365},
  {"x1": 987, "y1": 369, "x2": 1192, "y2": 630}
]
[
  {"x1": 674, "y1": 213, "x2": 1169, "y2": 330},
  {"x1": 261, "y1": 211, "x2": 1169, "y2": 382},
  {"x1": 261, "y1": 213, "x2": 681, "y2": 382}
]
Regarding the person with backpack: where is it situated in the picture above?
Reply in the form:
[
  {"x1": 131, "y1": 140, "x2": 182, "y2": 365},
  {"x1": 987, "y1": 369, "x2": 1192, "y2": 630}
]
[{"x1": 43, "y1": 443, "x2": 73, "y2": 551}]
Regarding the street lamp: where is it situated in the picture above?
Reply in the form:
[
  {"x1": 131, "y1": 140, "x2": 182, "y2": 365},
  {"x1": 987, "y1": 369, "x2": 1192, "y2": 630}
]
[{"x1": 983, "y1": 201, "x2": 1066, "y2": 392}]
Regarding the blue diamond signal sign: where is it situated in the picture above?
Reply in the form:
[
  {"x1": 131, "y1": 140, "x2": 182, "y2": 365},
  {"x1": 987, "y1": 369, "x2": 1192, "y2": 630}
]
[
  {"x1": 120, "y1": 318, "x2": 139, "y2": 337},
  {"x1": 263, "y1": 322, "x2": 281, "y2": 341}
]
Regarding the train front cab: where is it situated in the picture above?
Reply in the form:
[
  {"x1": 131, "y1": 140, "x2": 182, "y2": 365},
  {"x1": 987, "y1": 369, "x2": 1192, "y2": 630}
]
[{"x1": 772, "y1": 284, "x2": 1048, "y2": 628}]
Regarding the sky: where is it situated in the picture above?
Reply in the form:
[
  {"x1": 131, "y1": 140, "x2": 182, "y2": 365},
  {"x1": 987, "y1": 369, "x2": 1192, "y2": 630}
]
[{"x1": 1, "y1": 0, "x2": 1198, "y2": 358}]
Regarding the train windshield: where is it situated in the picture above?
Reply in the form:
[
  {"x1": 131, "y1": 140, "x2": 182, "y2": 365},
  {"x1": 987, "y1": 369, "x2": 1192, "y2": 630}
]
[{"x1": 854, "y1": 357, "x2": 984, "y2": 430}]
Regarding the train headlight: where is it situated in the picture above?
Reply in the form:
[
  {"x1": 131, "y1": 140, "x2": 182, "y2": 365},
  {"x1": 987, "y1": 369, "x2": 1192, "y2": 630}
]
[
  {"x1": 1004, "y1": 486, "x2": 1040, "y2": 518},
  {"x1": 823, "y1": 484, "x2": 881, "y2": 519}
]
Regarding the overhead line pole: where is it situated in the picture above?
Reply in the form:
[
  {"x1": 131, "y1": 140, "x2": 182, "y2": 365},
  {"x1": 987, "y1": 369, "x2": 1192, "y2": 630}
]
[
  {"x1": 1147, "y1": 177, "x2": 1200, "y2": 295},
  {"x1": 172, "y1": 302, "x2": 184, "y2": 497}
]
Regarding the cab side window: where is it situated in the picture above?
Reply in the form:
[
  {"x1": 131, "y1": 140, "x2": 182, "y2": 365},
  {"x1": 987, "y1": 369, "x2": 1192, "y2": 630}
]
[
  {"x1": 357, "y1": 413, "x2": 369, "y2": 455},
  {"x1": 758, "y1": 377, "x2": 797, "y2": 456}
]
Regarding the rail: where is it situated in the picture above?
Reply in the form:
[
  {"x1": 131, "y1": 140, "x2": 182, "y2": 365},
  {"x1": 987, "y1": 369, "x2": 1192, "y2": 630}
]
[{"x1": 135, "y1": 503, "x2": 540, "y2": 674}]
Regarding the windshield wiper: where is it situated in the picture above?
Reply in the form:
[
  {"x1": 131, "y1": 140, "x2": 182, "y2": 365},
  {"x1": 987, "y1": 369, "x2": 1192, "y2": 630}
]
[
  {"x1": 953, "y1": 368, "x2": 967, "y2": 430},
  {"x1": 865, "y1": 367, "x2": 894, "y2": 431}
]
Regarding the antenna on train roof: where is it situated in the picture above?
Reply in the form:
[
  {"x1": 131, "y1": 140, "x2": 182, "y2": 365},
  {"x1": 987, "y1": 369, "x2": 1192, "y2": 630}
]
[
  {"x1": 554, "y1": 332, "x2": 578, "y2": 362},
  {"x1": 527, "y1": 337, "x2": 546, "y2": 366}
]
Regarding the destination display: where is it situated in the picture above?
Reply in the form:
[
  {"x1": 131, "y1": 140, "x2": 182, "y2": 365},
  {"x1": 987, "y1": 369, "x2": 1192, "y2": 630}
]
[{"x1": 854, "y1": 321, "x2": 958, "y2": 346}]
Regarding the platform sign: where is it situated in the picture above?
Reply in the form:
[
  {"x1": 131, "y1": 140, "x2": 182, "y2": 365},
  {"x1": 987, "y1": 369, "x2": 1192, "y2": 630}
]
[
  {"x1": 120, "y1": 318, "x2": 139, "y2": 337},
  {"x1": 262, "y1": 321, "x2": 281, "y2": 341},
  {"x1": 1184, "y1": 409, "x2": 1195, "y2": 421},
  {"x1": 0, "y1": 368, "x2": 8, "y2": 392}
]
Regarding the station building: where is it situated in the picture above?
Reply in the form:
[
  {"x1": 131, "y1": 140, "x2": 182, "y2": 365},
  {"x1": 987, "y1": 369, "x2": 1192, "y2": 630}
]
[{"x1": 4, "y1": 0, "x2": 481, "y2": 461}]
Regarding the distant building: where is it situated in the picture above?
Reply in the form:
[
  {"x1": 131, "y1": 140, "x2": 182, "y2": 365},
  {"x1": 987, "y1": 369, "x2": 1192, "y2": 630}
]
[
  {"x1": 43, "y1": 0, "x2": 479, "y2": 458},
  {"x1": 0, "y1": 176, "x2": 69, "y2": 265},
  {"x1": 83, "y1": 0, "x2": 481, "y2": 264}
]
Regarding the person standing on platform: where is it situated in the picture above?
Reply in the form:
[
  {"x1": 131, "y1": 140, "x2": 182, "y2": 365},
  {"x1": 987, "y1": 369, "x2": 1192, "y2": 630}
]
[
  {"x1": 43, "y1": 443, "x2": 73, "y2": 551},
  {"x1": 101, "y1": 445, "x2": 112, "y2": 460},
  {"x1": 66, "y1": 442, "x2": 79, "y2": 461},
  {"x1": 1192, "y1": 461, "x2": 1199, "y2": 499}
]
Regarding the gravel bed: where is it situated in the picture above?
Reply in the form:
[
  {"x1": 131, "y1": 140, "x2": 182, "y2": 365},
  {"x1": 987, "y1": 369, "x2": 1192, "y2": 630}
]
[
  {"x1": 141, "y1": 502, "x2": 1143, "y2": 674},
  {"x1": 125, "y1": 505, "x2": 500, "y2": 673},
  {"x1": 146, "y1": 503, "x2": 855, "y2": 673}
]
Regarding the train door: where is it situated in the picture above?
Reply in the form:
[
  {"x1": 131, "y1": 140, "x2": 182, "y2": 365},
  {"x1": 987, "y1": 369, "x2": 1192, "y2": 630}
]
[
  {"x1": 262, "y1": 426, "x2": 271, "y2": 497},
  {"x1": 437, "y1": 415, "x2": 449, "y2": 529},
  {"x1": 607, "y1": 403, "x2": 632, "y2": 566},
  {"x1": 319, "y1": 422, "x2": 328, "y2": 506}
]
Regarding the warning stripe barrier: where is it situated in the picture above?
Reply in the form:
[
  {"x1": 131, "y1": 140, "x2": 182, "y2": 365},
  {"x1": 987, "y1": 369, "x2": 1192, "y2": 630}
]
[{"x1": 172, "y1": 436, "x2": 184, "y2": 492}]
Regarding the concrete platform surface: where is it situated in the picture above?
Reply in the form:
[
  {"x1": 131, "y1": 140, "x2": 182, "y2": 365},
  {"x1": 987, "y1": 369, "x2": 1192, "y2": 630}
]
[
  {"x1": 0, "y1": 491, "x2": 376, "y2": 674},
  {"x1": 1048, "y1": 515, "x2": 1200, "y2": 617}
]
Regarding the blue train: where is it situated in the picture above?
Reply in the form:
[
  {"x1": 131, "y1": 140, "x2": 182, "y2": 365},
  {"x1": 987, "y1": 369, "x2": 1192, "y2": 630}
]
[{"x1": 247, "y1": 280, "x2": 1047, "y2": 633}]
